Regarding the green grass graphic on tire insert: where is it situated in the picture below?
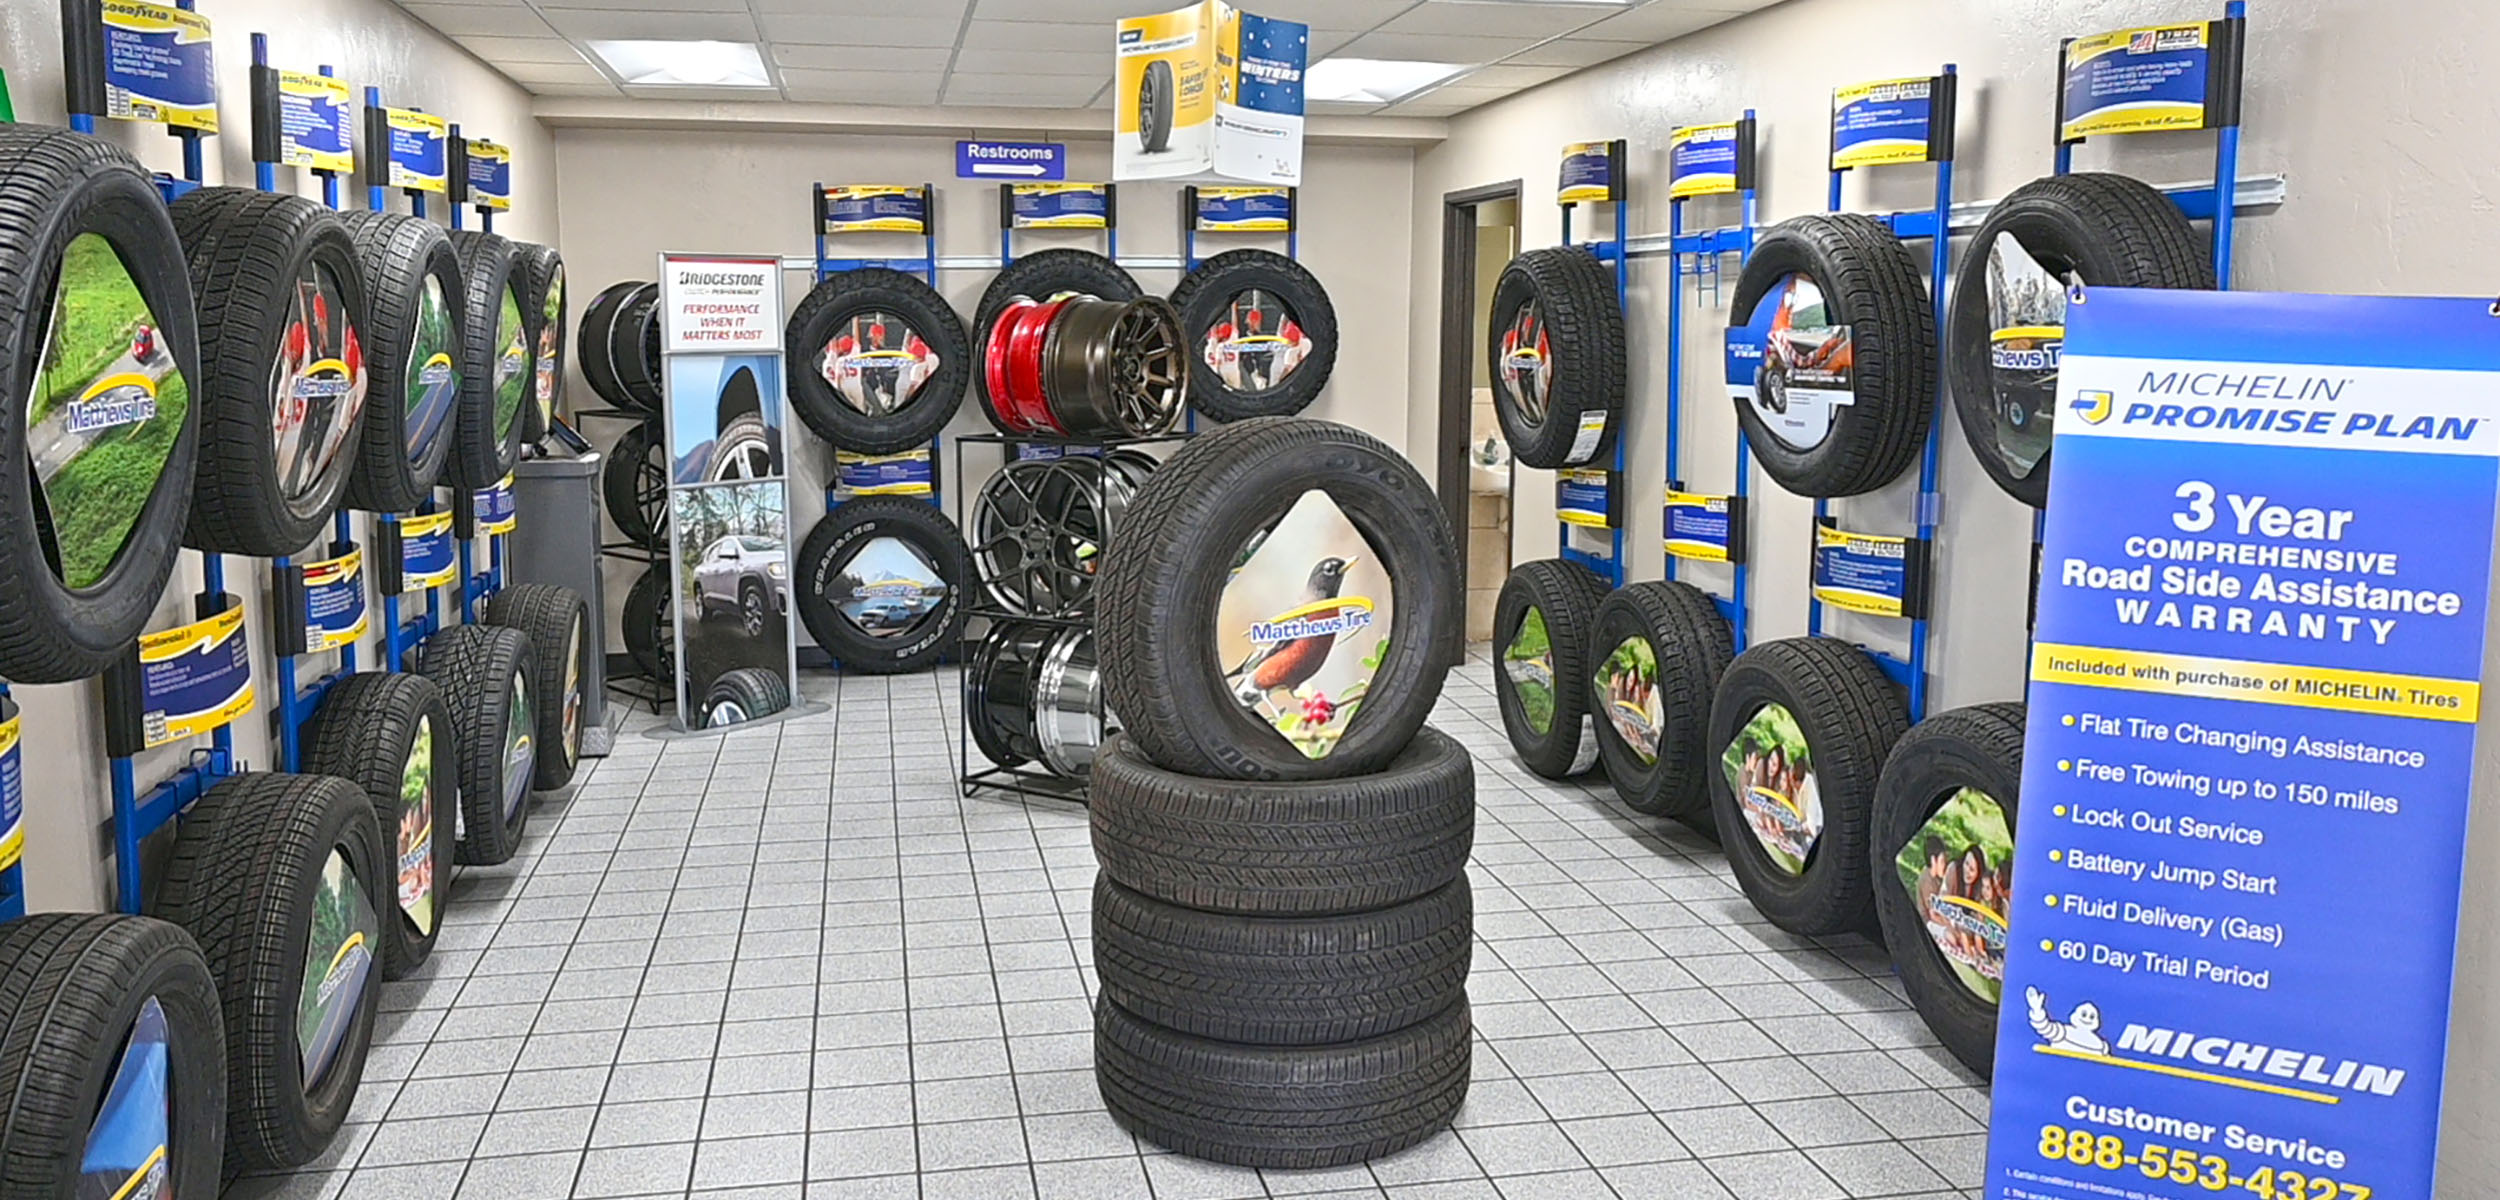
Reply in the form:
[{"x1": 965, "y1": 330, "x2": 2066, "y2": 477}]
[
  {"x1": 297, "y1": 850, "x2": 377, "y2": 1089},
  {"x1": 493, "y1": 285, "x2": 527, "y2": 442},
  {"x1": 1502, "y1": 606, "x2": 1555, "y2": 735},
  {"x1": 28, "y1": 233, "x2": 189, "y2": 590}
]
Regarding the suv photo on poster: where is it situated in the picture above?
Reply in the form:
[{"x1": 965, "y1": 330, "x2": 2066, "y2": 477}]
[{"x1": 670, "y1": 481, "x2": 794, "y2": 728}]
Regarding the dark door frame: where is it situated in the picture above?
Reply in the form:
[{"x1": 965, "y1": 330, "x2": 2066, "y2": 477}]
[{"x1": 1436, "y1": 180, "x2": 1522, "y2": 667}]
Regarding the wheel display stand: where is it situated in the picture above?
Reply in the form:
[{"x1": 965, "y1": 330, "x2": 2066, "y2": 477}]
[
  {"x1": 1556, "y1": 142, "x2": 1630, "y2": 587},
  {"x1": 1661, "y1": 116, "x2": 1763, "y2": 648}
]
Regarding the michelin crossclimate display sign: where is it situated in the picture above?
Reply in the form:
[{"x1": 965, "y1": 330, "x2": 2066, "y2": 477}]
[
  {"x1": 1114, "y1": 1, "x2": 1306, "y2": 185},
  {"x1": 1987, "y1": 288, "x2": 2500, "y2": 1200}
]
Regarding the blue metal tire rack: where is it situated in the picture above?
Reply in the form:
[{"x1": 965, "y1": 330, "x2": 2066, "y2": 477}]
[
  {"x1": 1556, "y1": 143, "x2": 1630, "y2": 587},
  {"x1": 1662, "y1": 115, "x2": 1764, "y2": 651}
]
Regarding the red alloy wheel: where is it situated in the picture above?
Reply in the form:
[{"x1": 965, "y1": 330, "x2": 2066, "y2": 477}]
[
  {"x1": 1004, "y1": 298, "x2": 1071, "y2": 434},
  {"x1": 985, "y1": 299, "x2": 1038, "y2": 432}
]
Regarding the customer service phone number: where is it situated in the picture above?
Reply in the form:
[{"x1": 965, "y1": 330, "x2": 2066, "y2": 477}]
[{"x1": 2036, "y1": 1126, "x2": 2373, "y2": 1199}]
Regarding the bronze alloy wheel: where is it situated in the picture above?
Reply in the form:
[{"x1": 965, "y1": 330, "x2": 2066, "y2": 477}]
[{"x1": 1041, "y1": 297, "x2": 1188, "y2": 437}]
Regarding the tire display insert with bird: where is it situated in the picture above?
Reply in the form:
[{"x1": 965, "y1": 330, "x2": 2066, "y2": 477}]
[{"x1": 1215, "y1": 490, "x2": 1394, "y2": 763}]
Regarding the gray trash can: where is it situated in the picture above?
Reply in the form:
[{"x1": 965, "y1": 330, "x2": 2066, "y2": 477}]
[{"x1": 511, "y1": 452, "x2": 614, "y2": 755}]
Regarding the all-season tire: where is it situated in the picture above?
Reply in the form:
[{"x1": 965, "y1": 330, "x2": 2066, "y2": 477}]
[
  {"x1": 1708, "y1": 637, "x2": 1910, "y2": 936},
  {"x1": 1873, "y1": 702, "x2": 2026, "y2": 1077},
  {"x1": 1169, "y1": 250, "x2": 1337, "y2": 422},
  {"x1": 1591, "y1": 581, "x2": 1733, "y2": 823},
  {"x1": 485, "y1": 582, "x2": 591, "y2": 790},
  {"x1": 1950, "y1": 175, "x2": 2212, "y2": 508},
  {"x1": 1091, "y1": 729, "x2": 1473, "y2": 916},
  {"x1": 1099, "y1": 418, "x2": 1457, "y2": 782},
  {"x1": 417, "y1": 624, "x2": 539, "y2": 865},
  {"x1": 517, "y1": 243, "x2": 568, "y2": 445},
  {"x1": 150, "y1": 773, "x2": 386, "y2": 1175},
  {"x1": 336, "y1": 211, "x2": 464, "y2": 513},
  {"x1": 447, "y1": 231, "x2": 532, "y2": 487},
  {"x1": 1096, "y1": 996, "x2": 1470, "y2": 1170},
  {"x1": 1728, "y1": 214, "x2": 1935, "y2": 498},
  {"x1": 622, "y1": 566, "x2": 675, "y2": 689},
  {"x1": 301, "y1": 673, "x2": 458, "y2": 980},
  {"x1": 578, "y1": 280, "x2": 661, "y2": 413},
  {"x1": 0, "y1": 127, "x2": 200, "y2": 682},
  {"x1": 795, "y1": 497, "x2": 969, "y2": 674},
  {"x1": 1493, "y1": 559, "x2": 1610, "y2": 779},
  {"x1": 603, "y1": 422, "x2": 668, "y2": 549},
  {"x1": 0, "y1": 914, "x2": 226, "y2": 1198},
  {"x1": 1486, "y1": 245, "x2": 1624, "y2": 468},
  {"x1": 1138, "y1": 60, "x2": 1175, "y2": 154},
  {"x1": 701, "y1": 666, "x2": 792, "y2": 728},
  {"x1": 786, "y1": 269, "x2": 969, "y2": 454},
  {"x1": 977, "y1": 249, "x2": 1140, "y2": 340}
]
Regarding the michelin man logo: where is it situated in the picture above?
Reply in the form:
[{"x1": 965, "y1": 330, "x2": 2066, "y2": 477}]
[{"x1": 2026, "y1": 986, "x2": 2109, "y2": 1056}]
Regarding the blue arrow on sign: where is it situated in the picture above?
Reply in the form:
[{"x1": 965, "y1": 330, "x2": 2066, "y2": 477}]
[{"x1": 957, "y1": 140, "x2": 1066, "y2": 181}]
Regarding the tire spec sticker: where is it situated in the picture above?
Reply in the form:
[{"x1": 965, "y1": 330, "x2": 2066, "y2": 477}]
[
  {"x1": 475, "y1": 473, "x2": 517, "y2": 537},
  {"x1": 534, "y1": 264, "x2": 565, "y2": 429},
  {"x1": 1897, "y1": 788, "x2": 2014, "y2": 1003},
  {"x1": 1594, "y1": 636, "x2": 1662, "y2": 765},
  {"x1": 1009, "y1": 183, "x2": 1110, "y2": 229},
  {"x1": 100, "y1": 0, "x2": 217, "y2": 131},
  {"x1": 299, "y1": 547, "x2": 371, "y2": 654},
  {"x1": 398, "y1": 715, "x2": 437, "y2": 936},
  {"x1": 1558, "y1": 141, "x2": 1618, "y2": 206},
  {"x1": 666, "y1": 481, "x2": 796, "y2": 728},
  {"x1": 1218, "y1": 491, "x2": 1390, "y2": 760},
  {"x1": 1208, "y1": 9, "x2": 1307, "y2": 186},
  {"x1": 501, "y1": 669, "x2": 534, "y2": 819},
  {"x1": 661, "y1": 255, "x2": 784, "y2": 354},
  {"x1": 1557, "y1": 468, "x2": 1611, "y2": 529},
  {"x1": 383, "y1": 107, "x2": 449, "y2": 193},
  {"x1": 828, "y1": 536, "x2": 947, "y2": 641},
  {"x1": 80, "y1": 995, "x2": 172, "y2": 1199},
  {"x1": 2060, "y1": 21, "x2": 2224, "y2": 142},
  {"x1": 1504, "y1": 606, "x2": 1558, "y2": 736},
  {"x1": 1664, "y1": 490, "x2": 1742, "y2": 564},
  {"x1": 490, "y1": 284, "x2": 528, "y2": 443},
  {"x1": 1812, "y1": 525, "x2": 1919, "y2": 619},
  {"x1": 1722, "y1": 702, "x2": 1822, "y2": 873},
  {"x1": 1669, "y1": 121, "x2": 1746, "y2": 200},
  {"x1": 1566, "y1": 411, "x2": 1609, "y2": 465},
  {"x1": 29, "y1": 232, "x2": 189, "y2": 590},
  {"x1": 1728, "y1": 272, "x2": 1855, "y2": 452},
  {"x1": 818, "y1": 186, "x2": 928, "y2": 235},
  {"x1": 1831, "y1": 75, "x2": 1940, "y2": 170},
  {"x1": 276, "y1": 70, "x2": 353, "y2": 172},
  {"x1": 1199, "y1": 289, "x2": 1312, "y2": 392},
  {"x1": 465, "y1": 139, "x2": 512, "y2": 211},
  {"x1": 1988, "y1": 290, "x2": 2500, "y2": 1200},
  {"x1": 407, "y1": 273, "x2": 460, "y2": 462},
  {"x1": 133, "y1": 601, "x2": 254, "y2": 749},
  {"x1": 833, "y1": 450, "x2": 934, "y2": 499},
  {"x1": 818, "y1": 312, "x2": 940, "y2": 416},
  {"x1": 1494, "y1": 300, "x2": 1553, "y2": 425},
  {"x1": 277, "y1": 259, "x2": 370, "y2": 504},
  {"x1": 0, "y1": 700, "x2": 19, "y2": 875},
  {"x1": 298, "y1": 849, "x2": 378, "y2": 1089},
  {"x1": 397, "y1": 510, "x2": 457, "y2": 592},
  {"x1": 1986, "y1": 230, "x2": 2069, "y2": 479},
  {"x1": 1192, "y1": 186, "x2": 1293, "y2": 232}
]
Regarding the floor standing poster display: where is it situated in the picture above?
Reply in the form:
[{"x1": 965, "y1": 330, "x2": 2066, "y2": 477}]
[
  {"x1": 1987, "y1": 289, "x2": 2500, "y2": 1200},
  {"x1": 659, "y1": 253, "x2": 799, "y2": 730}
]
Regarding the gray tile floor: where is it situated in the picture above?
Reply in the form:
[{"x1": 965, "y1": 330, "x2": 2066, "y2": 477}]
[{"x1": 230, "y1": 648, "x2": 1990, "y2": 1200}]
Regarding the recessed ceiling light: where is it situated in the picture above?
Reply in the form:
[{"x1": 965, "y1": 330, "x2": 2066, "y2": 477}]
[
  {"x1": 1307, "y1": 58, "x2": 1469, "y2": 104},
  {"x1": 588, "y1": 40, "x2": 772, "y2": 88}
]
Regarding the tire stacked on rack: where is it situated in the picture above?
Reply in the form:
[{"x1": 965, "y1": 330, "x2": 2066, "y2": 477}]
[
  {"x1": 1486, "y1": 245, "x2": 1622, "y2": 469},
  {"x1": 1090, "y1": 419, "x2": 1473, "y2": 1168},
  {"x1": 1168, "y1": 250, "x2": 1337, "y2": 422},
  {"x1": 579, "y1": 281, "x2": 663, "y2": 413},
  {"x1": 447, "y1": 230, "x2": 533, "y2": 489}
]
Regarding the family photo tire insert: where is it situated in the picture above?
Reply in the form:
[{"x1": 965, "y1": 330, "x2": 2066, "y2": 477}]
[
  {"x1": 1098, "y1": 418, "x2": 1458, "y2": 782},
  {"x1": 1095, "y1": 874, "x2": 1471, "y2": 1046},
  {"x1": 1707, "y1": 636, "x2": 1910, "y2": 937},
  {"x1": 1492, "y1": 560, "x2": 1610, "y2": 779},
  {"x1": 335, "y1": 211, "x2": 463, "y2": 513},
  {"x1": 171, "y1": 187, "x2": 369, "y2": 557},
  {"x1": 703, "y1": 666, "x2": 792, "y2": 728},
  {"x1": 785, "y1": 268, "x2": 969, "y2": 454},
  {"x1": 1096, "y1": 995, "x2": 1470, "y2": 1170},
  {"x1": 1872, "y1": 701, "x2": 2025, "y2": 1078},
  {"x1": 447, "y1": 230, "x2": 531, "y2": 487},
  {"x1": 1138, "y1": 60, "x2": 1175, "y2": 154},
  {"x1": 796, "y1": 497, "x2": 970, "y2": 675},
  {"x1": 1168, "y1": 250, "x2": 1337, "y2": 422},
  {"x1": 418, "y1": 624, "x2": 539, "y2": 866},
  {"x1": 0, "y1": 127, "x2": 201, "y2": 682},
  {"x1": 1486, "y1": 245, "x2": 1624, "y2": 469},
  {"x1": 603, "y1": 422, "x2": 668, "y2": 549},
  {"x1": 1728, "y1": 214, "x2": 1935, "y2": 498},
  {"x1": 300, "y1": 672, "x2": 457, "y2": 980},
  {"x1": 485, "y1": 582, "x2": 591, "y2": 791},
  {"x1": 517, "y1": 242, "x2": 567, "y2": 444},
  {"x1": 1949, "y1": 174, "x2": 2212, "y2": 508},
  {"x1": 149, "y1": 772, "x2": 385, "y2": 1175},
  {"x1": 623, "y1": 565, "x2": 675, "y2": 688},
  {"x1": 1091, "y1": 728, "x2": 1474, "y2": 917},
  {"x1": 1591, "y1": 580, "x2": 1733, "y2": 824}
]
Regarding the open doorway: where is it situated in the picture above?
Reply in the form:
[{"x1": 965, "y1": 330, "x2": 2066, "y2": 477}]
[{"x1": 1436, "y1": 182, "x2": 1522, "y2": 652}]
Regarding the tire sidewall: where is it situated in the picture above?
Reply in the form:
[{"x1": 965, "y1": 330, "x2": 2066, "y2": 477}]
[
  {"x1": 1872, "y1": 708, "x2": 2024, "y2": 1075},
  {"x1": 797, "y1": 500, "x2": 969, "y2": 673}
]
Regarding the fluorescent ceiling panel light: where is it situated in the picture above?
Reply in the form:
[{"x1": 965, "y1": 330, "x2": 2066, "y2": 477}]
[
  {"x1": 1307, "y1": 58, "x2": 1469, "y2": 103},
  {"x1": 588, "y1": 40, "x2": 772, "y2": 88},
  {"x1": 1431, "y1": 0, "x2": 1632, "y2": 5}
]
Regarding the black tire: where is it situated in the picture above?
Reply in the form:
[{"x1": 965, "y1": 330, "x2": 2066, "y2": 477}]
[
  {"x1": 795, "y1": 497, "x2": 970, "y2": 674},
  {"x1": 447, "y1": 230, "x2": 532, "y2": 487},
  {"x1": 1492, "y1": 559, "x2": 1610, "y2": 779},
  {"x1": 0, "y1": 127, "x2": 200, "y2": 682},
  {"x1": 622, "y1": 565, "x2": 676, "y2": 689},
  {"x1": 150, "y1": 772, "x2": 386, "y2": 1175},
  {"x1": 576, "y1": 281, "x2": 640, "y2": 409},
  {"x1": 1138, "y1": 60, "x2": 1175, "y2": 154},
  {"x1": 1728, "y1": 214, "x2": 1935, "y2": 498},
  {"x1": 701, "y1": 666, "x2": 792, "y2": 728},
  {"x1": 974, "y1": 250, "x2": 1144, "y2": 434},
  {"x1": 171, "y1": 187, "x2": 369, "y2": 556},
  {"x1": 1591, "y1": 581, "x2": 1733, "y2": 824},
  {"x1": 1099, "y1": 418, "x2": 1457, "y2": 782},
  {"x1": 1950, "y1": 175, "x2": 2212, "y2": 508},
  {"x1": 518, "y1": 242, "x2": 568, "y2": 445},
  {"x1": 786, "y1": 269, "x2": 969, "y2": 454},
  {"x1": 1169, "y1": 250, "x2": 1337, "y2": 422},
  {"x1": 1096, "y1": 875, "x2": 1470, "y2": 1045},
  {"x1": 1872, "y1": 701, "x2": 2025, "y2": 1078},
  {"x1": 0, "y1": 914, "x2": 225, "y2": 1198},
  {"x1": 603, "y1": 421, "x2": 669, "y2": 549},
  {"x1": 484, "y1": 582, "x2": 592, "y2": 790},
  {"x1": 417, "y1": 624, "x2": 539, "y2": 866},
  {"x1": 1097, "y1": 996, "x2": 1469, "y2": 1170},
  {"x1": 1486, "y1": 245, "x2": 1624, "y2": 468},
  {"x1": 578, "y1": 280, "x2": 661, "y2": 413},
  {"x1": 1091, "y1": 728, "x2": 1473, "y2": 916},
  {"x1": 301, "y1": 672, "x2": 457, "y2": 980},
  {"x1": 1707, "y1": 636, "x2": 1910, "y2": 936},
  {"x1": 336, "y1": 211, "x2": 465, "y2": 513}
]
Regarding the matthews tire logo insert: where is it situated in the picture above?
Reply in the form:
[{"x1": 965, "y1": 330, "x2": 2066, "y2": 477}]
[
  {"x1": 407, "y1": 275, "x2": 459, "y2": 459},
  {"x1": 535, "y1": 266, "x2": 565, "y2": 426},
  {"x1": 299, "y1": 849, "x2": 377, "y2": 1089},
  {"x1": 272, "y1": 264, "x2": 369, "y2": 504},
  {"x1": 1496, "y1": 300, "x2": 1553, "y2": 423},
  {"x1": 503, "y1": 671, "x2": 534, "y2": 819},
  {"x1": 1985, "y1": 231, "x2": 2071, "y2": 477},
  {"x1": 1594, "y1": 636, "x2": 1663, "y2": 766},
  {"x1": 820, "y1": 311, "x2": 939, "y2": 416},
  {"x1": 1504, "y1": 606, "x2": 1557, "y2": 736},
  {"x1": 493, "y1": 286, "x2": 528, "y2": 441},
  {"x1": 1216, "y1": 491, "x2": 1390, "y2": 760},
  {"x1": 1897, "y1": 787, "x2": 2014, "y2": 1002},
  {"x1": 398, "y1": 715, "x2": 438, "y2": 936},
  {"x1": 1201, "y1": 289, "x2": 1311, "y2": 392},
  {"x1": 828, "y1": 535, "x2": 949, "y2": 640},
  {"x1": 1721, "y1": 702, "x2": 1824, "y2": 874}
]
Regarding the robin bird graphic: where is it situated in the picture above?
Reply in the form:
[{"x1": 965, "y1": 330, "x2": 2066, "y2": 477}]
[{"x1": 1227, "y1": 556, "x2": 1359, "y2": 708}]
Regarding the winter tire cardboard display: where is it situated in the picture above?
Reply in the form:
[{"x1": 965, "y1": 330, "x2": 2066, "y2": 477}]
[
  {"x1": 446, "y1": 230, "x2": 532, "y2": 487},
  {"x1": 417, "y1": 624, "x2": 538, "y2": 865},
  {"x1": 1487, "y1": 245, "x2": 1623, "y2": 469},
  {"x1": 796, "y1": 496, "x2": 970, "y2": 674},
  {"x1": 335, "y1": 211, "x2": 463, "y2": 513},
  {"x1": 1872, "y1": 701, "x2": 2023, "y2": 1077},
  {"x1": 300, "y1": 672, "x2": 456, "y2": 979},
  {"x1": 603, "y1": 422, "x2": 668, "y2": 549},
  {"x1": 623, "y1": 565, "x2": 675, "y2": 689},
  {"x1": 1168, "y1": 250, "x2": 1336, "y2": 422},
  {"x1": 517, "y1": 242, "x2": 568, "y2": 444},
  {"x1": 0, "y1": 127, "x2": 200, "y2": 682},
  {"x1": 170, "y1": 187, "x2": 371, "y2": 556},
  {"x1": 1098, "y1": 418, "x2": 1457, "y2": 781},
  {"x1": 0, "y1": 913, "x2": 226, "y2": 1199},
  {"x1": 786, "y1": 268, "x2": 969, "y2": 454},
  {"x1": 578, "y1": 280, "x2": 662, "y2": 412},
  {"x1": 150, "y1": 772, "x2": 386, "y2": 1175},
  {"x1": 1727, "y1": 214, "x2": 1935, "y2": 498},
  {"x1": 484, "y1": 583, "x2": 591, "y2": 790},
  {"x1": 1591, "y1": 580, "x2": 1734, "y2": 824},
  {"x1": 1948, "y1": 175, "x2": 2211, "y2": 507},
  {"x1": 1493, "y1": 559, "x2": 1610, "y2": 779},
  {"x1": 1707, "y1": 637, "x2": 1911, "y2": 936}
]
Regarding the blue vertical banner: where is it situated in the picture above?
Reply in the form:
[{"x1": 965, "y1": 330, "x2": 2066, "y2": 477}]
[
  {"x1": 384, "y1": 107, "x2": 449, "y2": 193},
  {"x1": 1831, "y1": 75, "x2": 1939, "y2": 169},
  {"x1": 1988, "y1": 289, "x2": 2500, "y2": 1200}
]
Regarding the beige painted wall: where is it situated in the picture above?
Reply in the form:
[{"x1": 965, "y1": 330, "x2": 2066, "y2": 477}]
[
  {"x1": 1403, "y1": 0, "x2": 2500, "y2": 1189},
  {"x1": 1, "y1": 2, "x2": 557, "y2": 912}
]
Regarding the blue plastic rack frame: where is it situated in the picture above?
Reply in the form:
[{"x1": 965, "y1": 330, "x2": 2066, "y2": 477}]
[
  {"x1": 1663, "y1": 113, "x2": 1763, "y2": 650},
  {"x1": 1559, "y1": 142, "x2": 1630, "y2": 587}
]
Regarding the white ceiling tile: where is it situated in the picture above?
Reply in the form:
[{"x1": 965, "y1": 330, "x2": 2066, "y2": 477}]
[
  {"x1": 397, "y1": 4, "x2": 555, "y2": 37},
  {"x1": 778, "y1": 68, "x2": 946, "y2": 105},
  {"x1": 1382, "y1": 81, "x2": 1520, "y2": 110},
  {"x1": 521, "y1": 81, "x2": 628, "y2": 97},
  {"x1": 1383, "y1": 97, "x2": 1471, "y2": 116},
  {"x1": 1452, "y1": 62, "x2": 1575, "y2": 89},
  {"x1": 537, "y1": 0, "x2": 746, "y2": 12},
  {"x1": 537, "y1": 8, "x2": 760, "y2": 41},
  {"x1": 958, "y1": 20, "x2": 1106, "y2": 52},
  {"x1": 949, "y1": 47, "x2": 1108, "y2": 77},
  {"x1": 1572, "y1": 1, "x2": 1748, "y2": 42},
  {"x1": 616, "y1": 85, "x2": 784, "y2": 101},
  {"x1": 771, "y1": 44, "x2": 955, "y2": 72},
  {"x1": 1498, "y1": 36, "x2": 1644, "y2": 66},
  {"x1": 1306, "y1": 98, "x2": 1387, "y2": 116},
  {"x1": 452, "y1": 35, "x2": 597, "y2": 64},
  {"x1": 1331, "y1": 30, "x2": 1543, "y2": 63},
  {"x1": 754, "y1": 0, "x2": 967, "y2": 14},
  {"x1": 757, "y1": 13, "x2": 965, "y2": 46},
  {"x1": 1383, "y1": 1, "x2": 1627, "y2": 38},
  {"x1": 967, "y1": 0, "x2": 1171, "y2": 22},
  {"x1": 943, "y1": 76, "x2": 1105, "y2": 106},
  {"x1": 1227, "y1": 0, "x2": 1420, "y2": 32},
  {"x1": 494, "y1": 59, "x2": 606, "y2": 84}
]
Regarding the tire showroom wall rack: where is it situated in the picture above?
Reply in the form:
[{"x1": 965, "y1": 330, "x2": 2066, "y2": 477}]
[
  {"x1": 1555, "y1": 143, "x2": 1631, "y2": 586},
  {"x1": 1176, "y1": 184, "x2": 1300, "y2": 432},
  {"x1": 813, "y1": 180, "x2": 950, "y2": 538},
  {"x1": 1661, "y1": 115, "x2": 1763, "y2": 649}
]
